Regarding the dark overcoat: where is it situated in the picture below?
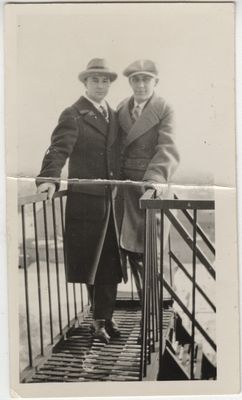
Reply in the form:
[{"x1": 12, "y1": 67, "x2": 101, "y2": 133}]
[
  {"x1": 37, "y1": 96, "x2": 127, "y2": 284},
  {"x1": 117, "y1": 93, "x2": 180, "y2": 253}
]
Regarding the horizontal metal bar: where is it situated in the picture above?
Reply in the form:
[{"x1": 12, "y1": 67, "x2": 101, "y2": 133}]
[
  {"x1": 18, "y1": 190, "x2": 68, "y2": 206},
  {"x1": 170, "y1": 251, "x2": 216, "y2": 312},
  {"x1": 174, "y1": 194, "x2": 215, "y2": 255},
  {"x1": 140, "y1": 198, "x2": 215, "y2": 210},
  {"x1": 163, "y1": 279, "x2": 216, "y2": 351},
  {"x1": 165, "y1": 210, "x2": 216, "y2": 280}
]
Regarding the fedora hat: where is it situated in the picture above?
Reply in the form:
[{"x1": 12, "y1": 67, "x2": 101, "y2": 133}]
[
  {"x1": 123, "y1": 59, "x2": 159, "y2": 79},
  {"x1": 78, "y1": 58, "x2": 118, "y2": 82}
]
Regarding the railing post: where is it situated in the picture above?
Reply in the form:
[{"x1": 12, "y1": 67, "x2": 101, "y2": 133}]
[
  {"x1": 168, "y1": 234, "x2": 173, "y2": 287},
  {"x1": 80, "y1": 284, "x2": 84, "y2": 312},
  {"x1": 59, "y1": 196, "x2": 71, "y2": 327},
  {"x1": 33, "y1": 203, "x2": 44, "y2": 356},
  {"x1": 130, "y1": 268, "x2": 135, "y2": 301},
  {"x1": 150, "y1": 210, "x2": 156, "y2": 349},
  {"x1": 43, "y1": 201, "x2": 54, "y2": 344},
  {"x1": 190, "y1": 209, "x2": 197, "y2": 379},
  {"x1": 140, "y1": 209, "x2": 149, "y2": 379},
  {"x1": 52, "y1": 198, "x2": 62, "y2": 335},
  {"x1": 147, "y1": 216, "x2": 151, "y2": 364},
  {"x1": 21, "y1": 205, "x2": 33, "y2": 368},
  {"x1": 159, "y1": 209, "x2": 164, "y2": 378},
  {"x1": 73, "y1": 284, "x2": 78, "y2": 320}
]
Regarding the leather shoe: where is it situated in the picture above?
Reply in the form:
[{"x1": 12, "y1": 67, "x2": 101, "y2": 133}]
[
  {"x1": 105, "y1": 318, "x2": 121, "y2": 338},
  {"x1": 92, "y1": 319, "x2": 110, "y2": 344}
]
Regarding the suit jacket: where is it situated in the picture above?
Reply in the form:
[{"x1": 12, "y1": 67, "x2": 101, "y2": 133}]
[
  {"x1": 37, "y1": 96, "x2": 127, "y2": 284},
  {"x1": 117, "y1": 93, "x2": 180, "y2": 253}
]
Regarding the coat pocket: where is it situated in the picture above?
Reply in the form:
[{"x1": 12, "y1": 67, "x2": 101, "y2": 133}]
[{"x1": 66, "y1": 192, "x2": 107, "y2": 221}]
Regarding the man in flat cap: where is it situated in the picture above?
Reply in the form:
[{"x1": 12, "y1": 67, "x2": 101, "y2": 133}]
[
  {"x1": 117, "y1": 59, "x2": 180, "y2": 301},
  {"x1": 36, "y1": 58, "x2": 127, "y2": 344}
]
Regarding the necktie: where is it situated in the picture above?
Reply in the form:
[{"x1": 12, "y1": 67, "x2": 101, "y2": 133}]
[
  {"x1": 132, "y1": 104, "x2": 141, "y2": 121},
  {"x1": 99, "y1": 105, "x2": 109, "y2": 122}
]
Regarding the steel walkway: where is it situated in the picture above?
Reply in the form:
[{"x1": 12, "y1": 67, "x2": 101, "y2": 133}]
[{"x1": 28, "y1": 308, "x2": 173, "y2": 382}]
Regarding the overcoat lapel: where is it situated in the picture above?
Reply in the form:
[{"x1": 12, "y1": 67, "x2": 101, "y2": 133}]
[
  {"x1": 119, "y1": 94, "x2": 162, "y2": 148},
  {"x1": 106, "y1": 106, "x2": 118, "y2": 148},
  {"x1": 118, "y1": 99, "x2": 133, "y2": 135},
  {"x1": 74, "y1": 96, "x2": 108, "y2": 136}
]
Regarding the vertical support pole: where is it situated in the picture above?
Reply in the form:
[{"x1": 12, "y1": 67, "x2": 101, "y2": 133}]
[
  {"x1": 151, "y1": 210, "x2": 159, "y2": 349},
  {"x1": 140, "y1": 209, "x2": 149, "y2": 380},
  {"x1": 147, "y1": 213, "x2": 151, "y2": 363},
  {"x1": 43, "y1": 201, "x2": 54, "y2": 344},
  {"x1": 80, "y1": 284, "x2": 84, "y2": 312},
  {"x1": 21, "y1": 205, "x2": 33, "y2": 367},
  {"x1": 73, "y1": 284, "x2": 77, "y2": 320},
  {"x1": 60, "y1": 196, "x2": 70, "y2": 326},
  {"x1": 130, "y1": 268, "x2": 134, "y2": 301},
  {"x1": 159, "y1": 209, "x2": 164, "y2": 378},
  {"x1": 154, "y1": 214, "x2": 160, "y2": 342},
  {"x1": 168, "y1": 234, "x2": 173, "y2": 287},
  {"x1": 52, "y1": 198, "x2": 62, "y2": 335},
  {"x1": 33, "y1": 202, "x2": 44, "y2": 356},
  {"x1": 150, "y1": 209, "x2": 156, "y2": 351},
  {"x1": 190, "y1": 209, "x2": 197, "y2": 379}
]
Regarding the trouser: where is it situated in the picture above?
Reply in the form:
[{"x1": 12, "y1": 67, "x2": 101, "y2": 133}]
[
  {"x1": 126, "y1": 214, "x2": 173, "y2": 303},
  {"x1": 127, "y1": 252, "x2": 143, "y2": 303},
  {"x1": 86, "y1": 284, "x2": 118, "y2": 320}
]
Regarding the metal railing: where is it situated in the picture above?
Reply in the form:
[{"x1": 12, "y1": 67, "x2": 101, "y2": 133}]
[
  {"x1": 18, "y1": 189, "x2": 138, "y2": 381},
  {"x1": 19, "y1": 187, "x2": 216, "y2": 382},
  {"x1": 139, "y1": 189, "x2": 216, "y2": 380},
  {"x1": 19, "y1": 190, "x2": 89, "y2": 381}
]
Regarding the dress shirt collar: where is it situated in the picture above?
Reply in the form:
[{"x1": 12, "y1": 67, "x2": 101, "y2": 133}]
[
  {"x1": 133, "y1": 98, "x2": 149, "y2": 112},
  {"x1": 84, "y1": 93, "x2": 108, "y2": 113}
]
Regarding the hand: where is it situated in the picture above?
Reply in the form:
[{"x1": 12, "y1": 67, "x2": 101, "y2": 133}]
[
  {"x1": 144, "y1": 182, "x2": 164, "y2": 198},
  {"x1": 37, "y1": 182, "x2": 56, "y2": 200}
]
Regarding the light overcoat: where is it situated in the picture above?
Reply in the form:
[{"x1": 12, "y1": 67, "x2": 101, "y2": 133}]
[
  {"x1": 117, "y1": 93, "x2": 180, "y2": 253},
  {"x1": 37, "y1": 96, "x2": 127, "y2": 284}
]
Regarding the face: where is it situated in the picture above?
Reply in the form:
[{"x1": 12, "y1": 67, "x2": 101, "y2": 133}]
[
  {"x1": 129, "y1": 74, "x2": 158, "y2": 103},
  {"x1": 84, "y1": 74, "x2": 111, "y2": 103}
]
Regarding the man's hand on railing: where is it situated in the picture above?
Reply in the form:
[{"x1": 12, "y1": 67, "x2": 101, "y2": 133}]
[
  {"x1": 144, "y1": 182, "x2": 165, "y2": 198},
  {"x1": 37, "y1": 182, "x2": 56, "y2": 200}
]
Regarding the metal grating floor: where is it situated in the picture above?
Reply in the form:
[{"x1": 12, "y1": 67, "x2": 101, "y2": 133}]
[{"x1": 29, "y1": 308, "x2": 173, "y2": 382}]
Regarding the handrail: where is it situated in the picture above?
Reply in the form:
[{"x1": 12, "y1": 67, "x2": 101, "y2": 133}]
[
  {"x1": 18, "y1": 190, "x2": 68, "y2": 206},
  {"x1": 140, "y1": 197, "x2": 215, "y2": 211}
]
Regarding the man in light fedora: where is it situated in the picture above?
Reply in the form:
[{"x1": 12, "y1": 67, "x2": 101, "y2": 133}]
[
  {"x1": 36, "y1": 58, "x2": 127, "y2": 344},
  {"x1": 117, "y1": 59, "x2": 180, "y2": 301}
]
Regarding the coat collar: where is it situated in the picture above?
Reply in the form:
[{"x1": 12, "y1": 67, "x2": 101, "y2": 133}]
[
  {"x1": 74, "y1": 96, "x2": 108, "y2": 136},
  {"x1": 118, "y1": 93, "x2": 163, "y2": 148}
]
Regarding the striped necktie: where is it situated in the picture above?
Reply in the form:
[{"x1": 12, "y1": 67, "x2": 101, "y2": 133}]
[
  {"x1": 99, "y1": 105, "x2": 109, "y2": 122},
  {"x1": 132, "y1": 104, "x2": 142, "y2": 121}
]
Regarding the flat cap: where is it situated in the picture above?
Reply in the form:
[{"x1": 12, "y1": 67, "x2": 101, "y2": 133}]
[
  {"x1": 78, "y1": 58, "x2": 118, "y2": 82},
  {"x1": 123, "y1": 59, "x2": 159, "y2": 78}
]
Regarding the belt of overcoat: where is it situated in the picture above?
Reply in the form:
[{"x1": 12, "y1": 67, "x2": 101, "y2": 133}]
[{"x1": 37, "y1": 96, "x2": 127, "y2": 284}]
